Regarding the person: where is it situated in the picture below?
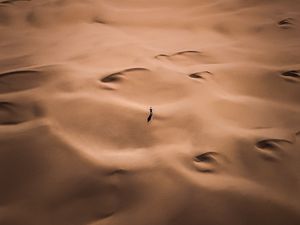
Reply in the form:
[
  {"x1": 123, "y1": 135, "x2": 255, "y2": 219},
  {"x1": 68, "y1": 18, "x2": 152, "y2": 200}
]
[{"x1": 147, "y1": 107, "x2": 153, "y2": 122}]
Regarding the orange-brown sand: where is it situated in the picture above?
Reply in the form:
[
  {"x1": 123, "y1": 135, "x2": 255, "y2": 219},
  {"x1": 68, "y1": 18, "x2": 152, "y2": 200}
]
[{"x1": 0, "y1": 0, "x2": 300, "y2": 225}]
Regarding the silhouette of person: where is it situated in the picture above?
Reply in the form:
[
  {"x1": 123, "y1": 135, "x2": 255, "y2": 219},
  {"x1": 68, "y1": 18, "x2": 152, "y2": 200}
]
[{"x1": 147, "y1": 107, "x2": 153, "y2": 123}]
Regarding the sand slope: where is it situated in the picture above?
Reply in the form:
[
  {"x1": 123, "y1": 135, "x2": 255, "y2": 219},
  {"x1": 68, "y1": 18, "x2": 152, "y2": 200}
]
[{"x1": 0, "y1": 0, "x2": 300, "y2": 225}]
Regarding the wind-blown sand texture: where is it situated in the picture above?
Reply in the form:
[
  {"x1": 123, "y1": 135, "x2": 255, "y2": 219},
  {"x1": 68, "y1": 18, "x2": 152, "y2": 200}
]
[{"x1": 0, "y1": 0, "x2": 300, "y2": 225}]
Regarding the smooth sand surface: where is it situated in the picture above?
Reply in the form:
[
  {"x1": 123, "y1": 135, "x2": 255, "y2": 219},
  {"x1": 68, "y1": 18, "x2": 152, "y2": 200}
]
[{"x1": 0, "y1": 0, "x2": 300, "y2": 225}]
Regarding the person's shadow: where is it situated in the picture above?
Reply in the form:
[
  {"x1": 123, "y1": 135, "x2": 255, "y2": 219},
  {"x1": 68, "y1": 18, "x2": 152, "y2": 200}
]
[{"x1": 147, "y1": 107, "x2": 153, "y2": 123}]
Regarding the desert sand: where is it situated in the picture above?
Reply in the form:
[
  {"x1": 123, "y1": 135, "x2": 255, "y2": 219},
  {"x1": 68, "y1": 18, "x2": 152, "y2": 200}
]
[{"x1": 0, "y1": 0, "x2": 300, "y2": 225}]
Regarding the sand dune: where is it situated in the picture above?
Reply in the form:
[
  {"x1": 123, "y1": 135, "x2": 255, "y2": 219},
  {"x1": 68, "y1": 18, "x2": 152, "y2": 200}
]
[{"x1": 0, "y1": 0, "x2": 300, "y2": 225}]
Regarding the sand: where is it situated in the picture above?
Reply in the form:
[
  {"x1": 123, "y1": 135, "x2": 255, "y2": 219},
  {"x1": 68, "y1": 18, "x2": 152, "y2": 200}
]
[{"x1": 0, "y1": 0, "x2": 300, "y2": 225}]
